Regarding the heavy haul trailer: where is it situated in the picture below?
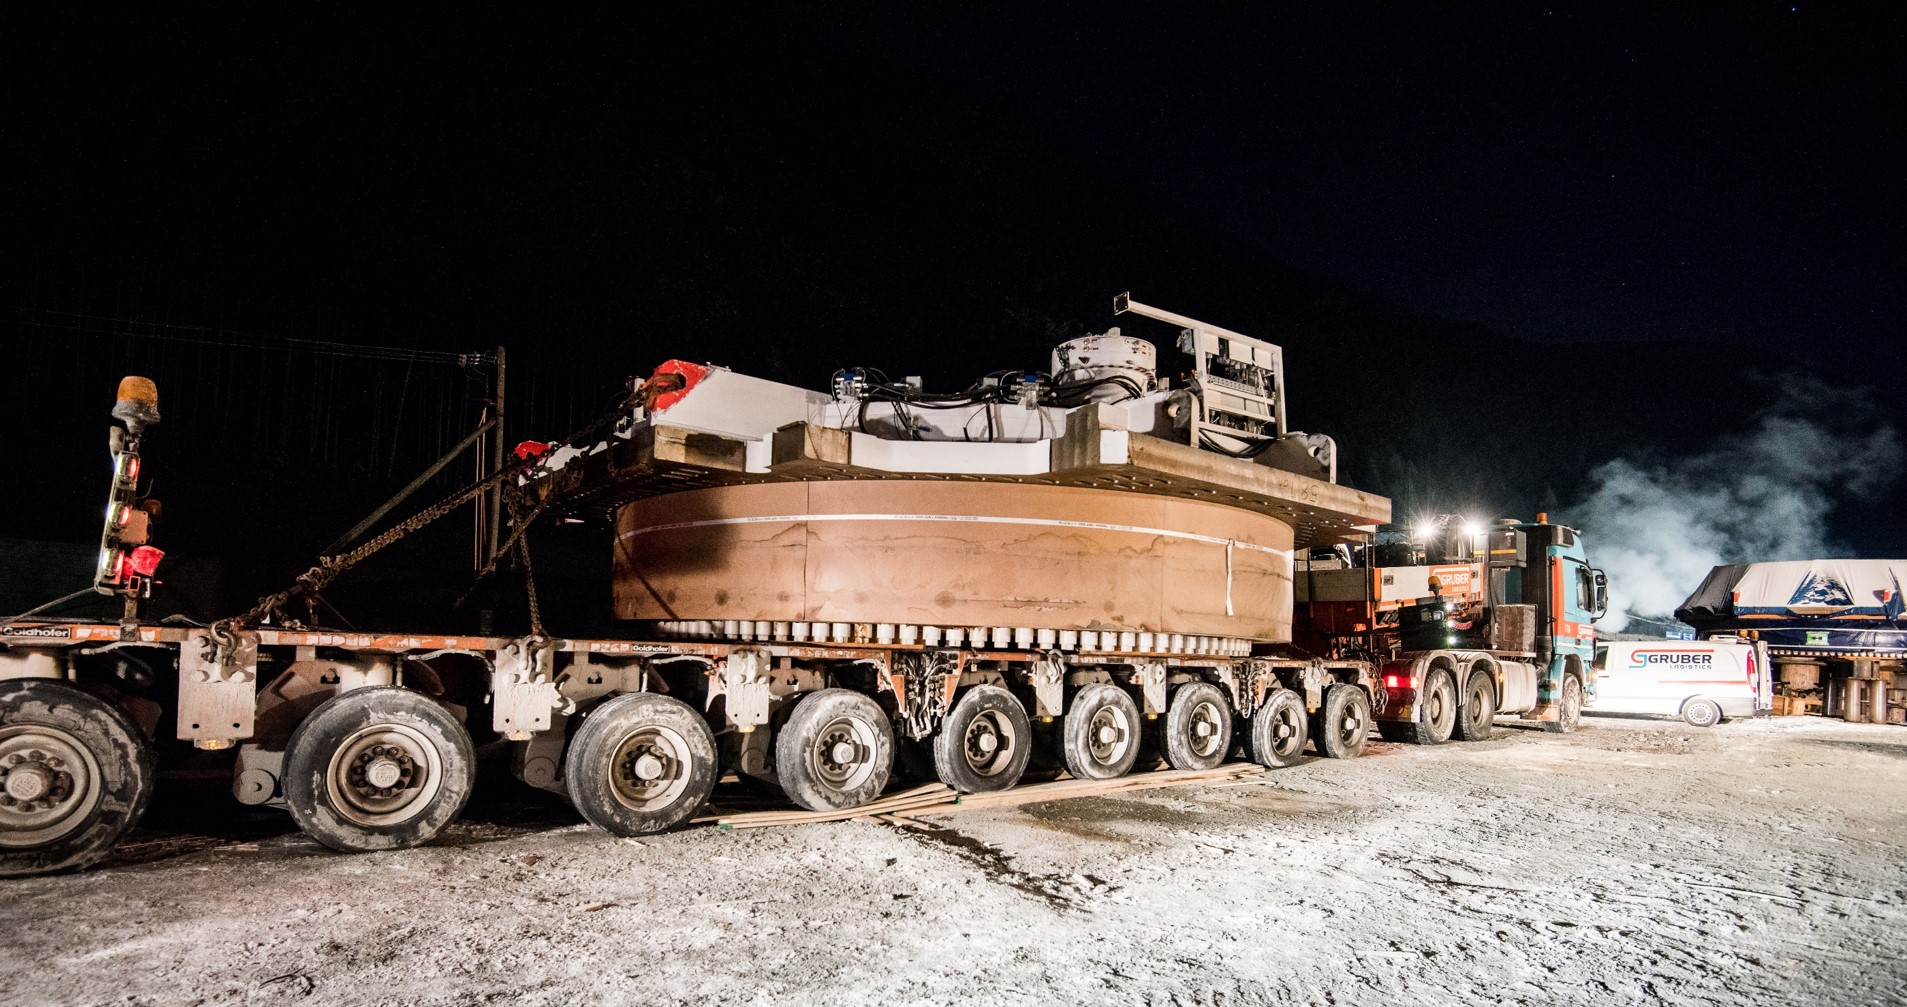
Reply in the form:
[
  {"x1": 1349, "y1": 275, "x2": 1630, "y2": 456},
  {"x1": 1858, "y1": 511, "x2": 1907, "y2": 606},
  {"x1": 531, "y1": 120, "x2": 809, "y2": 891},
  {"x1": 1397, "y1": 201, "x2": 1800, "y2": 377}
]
[
  {"x1": 0, "y1": 296, "x2": 1390, "y2": 876},
  {"x1": 1297, "y1": 514, "x2": 1609, "y2": 742}
]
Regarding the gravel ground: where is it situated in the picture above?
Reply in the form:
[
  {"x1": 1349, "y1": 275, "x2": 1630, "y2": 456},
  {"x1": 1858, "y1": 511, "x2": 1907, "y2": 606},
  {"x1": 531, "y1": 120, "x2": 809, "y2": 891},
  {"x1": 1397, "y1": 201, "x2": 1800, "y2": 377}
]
[{"x1": 2, "y1": 713, "x2": 1903, "y2": 1007}]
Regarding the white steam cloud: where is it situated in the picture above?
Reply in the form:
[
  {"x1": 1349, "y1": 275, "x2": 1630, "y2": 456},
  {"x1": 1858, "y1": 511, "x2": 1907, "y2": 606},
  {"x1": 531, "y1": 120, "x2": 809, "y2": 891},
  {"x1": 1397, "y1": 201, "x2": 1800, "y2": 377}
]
[{"x1": 1574, "y1": 385, "x2": 1901, "y2": 632}]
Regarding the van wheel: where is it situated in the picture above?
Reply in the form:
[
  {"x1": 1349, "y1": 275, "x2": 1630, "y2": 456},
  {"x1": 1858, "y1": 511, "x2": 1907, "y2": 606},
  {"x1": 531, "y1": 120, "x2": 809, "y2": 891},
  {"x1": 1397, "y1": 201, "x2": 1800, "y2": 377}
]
[
  {"x1": 1681, "y1": 697, "x2": 1722, "y2": 728},
  {"x1": 1452, "y1": 672, "x2": 1496, "y2": 741}
]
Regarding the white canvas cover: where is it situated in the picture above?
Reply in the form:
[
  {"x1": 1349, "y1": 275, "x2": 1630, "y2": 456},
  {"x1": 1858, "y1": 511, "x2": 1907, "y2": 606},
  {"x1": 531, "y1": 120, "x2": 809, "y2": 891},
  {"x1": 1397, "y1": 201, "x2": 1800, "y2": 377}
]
[{"x1": 1727, "y1": 560, "x2": 1907, "y2": 619}]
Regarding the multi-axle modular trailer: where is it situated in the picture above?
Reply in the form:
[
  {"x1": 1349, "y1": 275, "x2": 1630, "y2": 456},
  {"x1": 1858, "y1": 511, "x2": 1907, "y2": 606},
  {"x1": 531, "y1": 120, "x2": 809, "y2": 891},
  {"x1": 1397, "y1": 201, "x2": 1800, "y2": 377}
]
[{"x1": 5, "y1": 295, "x2": 1513, "y2": 876}]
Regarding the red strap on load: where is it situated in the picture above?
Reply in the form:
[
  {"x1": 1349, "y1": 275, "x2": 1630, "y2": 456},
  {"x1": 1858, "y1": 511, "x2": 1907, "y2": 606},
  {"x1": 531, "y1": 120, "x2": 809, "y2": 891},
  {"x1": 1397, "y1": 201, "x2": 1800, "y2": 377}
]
[
  {"x1": 513, "y1": 440, "x2": 553, "y2": 460},
  {"x1": 643, "y1": 360, "x2": 709, "y2": 412}
]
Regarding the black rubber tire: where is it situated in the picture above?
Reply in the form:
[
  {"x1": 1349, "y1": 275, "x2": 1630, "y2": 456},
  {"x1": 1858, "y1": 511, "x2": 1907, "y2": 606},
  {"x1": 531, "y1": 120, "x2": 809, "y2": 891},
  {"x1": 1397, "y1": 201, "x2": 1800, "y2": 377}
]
[
  {"x1": 1312, "y1": 683, "x2": 1372, "y2": 760},
  {"x1": 932, "y1": 685, "x2": 1033, "y2": 793},
  {"x1": 283, "y1": 687, "x2": 476, "y2": 853},
  {"x1": 1398, "y1": 669, "x2": 1457, "y2": 745},
  {"x1": 894, "y1": 736, "x2": 938, "y2": 783},
  {"x1": 1247, "y1": 689, "x2": 1308, "y2": 768},
  {"x1": 1061, "y1": 683, "x2": 1143, "y2": 780},
  {"x1": 774, "y1": 689, "x2": 894, "y2": 811},
  {"x1": 0, "y1": 680, "x2": 155, "y2": 877},
  {"x1": 1681, "y1": 697, "x2": 1722, "y2": 728},
  {"x1": 1162, "y1": 682, "x2": 1233, "y2": 771},
  {"x1": 1543, "y1": 675, "x2": 1584, "y2": 734},
  {"x1": 1021, "y1": 718, "x2": 1066, "y2": 783},
  {"x1": 566, "y1": 692, "x2": 719, "y2": 835},
  {"x1": 1453, "y1": 671, "x2": 1497, "y2": 741}
]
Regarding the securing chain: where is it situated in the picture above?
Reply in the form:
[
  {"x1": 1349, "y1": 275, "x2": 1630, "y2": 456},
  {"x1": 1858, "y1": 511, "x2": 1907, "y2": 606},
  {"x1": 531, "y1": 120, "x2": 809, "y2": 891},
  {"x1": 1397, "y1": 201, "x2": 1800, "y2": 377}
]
[{"x1": 215, "y1": 384, "x2": 642, "y2": 638}]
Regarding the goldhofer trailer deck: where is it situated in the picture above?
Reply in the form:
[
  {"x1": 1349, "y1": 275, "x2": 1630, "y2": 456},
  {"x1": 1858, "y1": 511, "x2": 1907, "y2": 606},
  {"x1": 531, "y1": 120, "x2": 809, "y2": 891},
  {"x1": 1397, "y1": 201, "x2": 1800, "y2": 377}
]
[{"x1": 0, "y1": 618, "x2": 1376, "y2": 875}]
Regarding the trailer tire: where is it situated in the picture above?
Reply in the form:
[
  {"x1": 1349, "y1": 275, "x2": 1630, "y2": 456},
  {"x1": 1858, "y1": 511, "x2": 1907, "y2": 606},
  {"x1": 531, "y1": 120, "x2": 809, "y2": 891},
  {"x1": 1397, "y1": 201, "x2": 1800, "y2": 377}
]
[
  {"x1": 283, "y1": 687, "x2": 475, "y2": 853},
  {"x1": 0, "y1": 680, "x2": 155, "y2": 877},
  {"x1": 775, "y1": 689, "x2": 894, "y2": 811},
  {"x1": 1543, "y1": 675, "x2": 1584, "y2": 734},
  {"x1": 566, "y1": 693, "x2": 719, "y2": 835},
  {"x1": 1247, "y1": 689, "x2": 1308, "y2": 768},
  {"x1": 1680, "y1": 697, "x2": 1722, "y2": 728},
  {"x1": 932, "y1": 685, "x2": 1032, "y2": 793},
  {"x1": 1398, "y1": 669, "x2": 1457, "y2": 745},
  {"x1": 1162, "y1": 682, "x2": 1232, "y2": 771},
  {"x1": 1062, "y1": 683, "x2": 1142, "y2": 780},
  {"x1": 1453, "y1": 671, "x2": 1497, "y2": 741},
  {"x1": 1312, "y1": 683, "x2": 1371, "y2": 760},
  {"x1": 1021, "y1": 719, "x2": 1066, "y2": 783}
]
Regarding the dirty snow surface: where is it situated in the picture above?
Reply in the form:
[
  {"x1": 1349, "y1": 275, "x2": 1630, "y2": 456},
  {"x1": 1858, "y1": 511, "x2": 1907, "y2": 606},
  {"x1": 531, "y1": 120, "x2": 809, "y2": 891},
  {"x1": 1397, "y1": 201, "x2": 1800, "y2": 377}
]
[{"x1": 5, "y1": 716, "x2": 1905, "y2": 1007}]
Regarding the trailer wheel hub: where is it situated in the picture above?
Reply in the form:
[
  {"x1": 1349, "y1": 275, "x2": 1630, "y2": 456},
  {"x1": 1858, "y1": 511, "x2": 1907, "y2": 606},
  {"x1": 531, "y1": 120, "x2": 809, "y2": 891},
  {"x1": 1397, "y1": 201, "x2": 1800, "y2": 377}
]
[
  {"x1": 631, "y1": 753, "x2": 665, "y2": 782},
  {"x1": 610, "y1": 727, "x2": 693, "y2": 811},
  {"x1": 4, "y1": 762, "x2": 54, "y2": 802},
  {"x1": 0, "y1": 726, "x2": 98, "y2": 847},
  {"x1": 328, "y1": 727, "x2": 438, "y2": 826}
]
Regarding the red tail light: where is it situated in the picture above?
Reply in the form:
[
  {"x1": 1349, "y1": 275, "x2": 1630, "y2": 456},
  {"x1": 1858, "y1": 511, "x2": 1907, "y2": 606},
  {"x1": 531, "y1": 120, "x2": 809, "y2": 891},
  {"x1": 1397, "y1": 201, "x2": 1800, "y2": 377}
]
[
  {"x1": 129, "y1": 546, "x2": 164, "y2": 576},
  {"x1": 1383, "y1": 673, "x2": 1419, "y2": 690}
]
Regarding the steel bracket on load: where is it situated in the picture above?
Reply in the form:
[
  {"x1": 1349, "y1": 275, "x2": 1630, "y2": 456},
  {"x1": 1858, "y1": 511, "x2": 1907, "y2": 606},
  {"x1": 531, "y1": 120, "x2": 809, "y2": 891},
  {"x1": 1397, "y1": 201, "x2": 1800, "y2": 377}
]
[
  {"x1": 179, "y1": 630, "x2": 257, "y2": 749},
  {"x1": 1031, "y1": 654, "x2": 1066, "y2": 719},
  {"x1": 716, "y1": 649, "x2": 773, "y2": 731},
  {"x1": 1136, "y1": 662, "x2": 1169, "y2": 715},
  {"x1": 494, "y1": 637, "x2": 559, "y2": 738}
]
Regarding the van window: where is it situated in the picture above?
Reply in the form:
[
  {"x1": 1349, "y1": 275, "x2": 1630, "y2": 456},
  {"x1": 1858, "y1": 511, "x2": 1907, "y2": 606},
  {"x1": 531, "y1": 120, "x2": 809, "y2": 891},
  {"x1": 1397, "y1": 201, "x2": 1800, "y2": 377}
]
[{"x1": 1593, "y1": 645, "x2": 1608, "y2": 670}]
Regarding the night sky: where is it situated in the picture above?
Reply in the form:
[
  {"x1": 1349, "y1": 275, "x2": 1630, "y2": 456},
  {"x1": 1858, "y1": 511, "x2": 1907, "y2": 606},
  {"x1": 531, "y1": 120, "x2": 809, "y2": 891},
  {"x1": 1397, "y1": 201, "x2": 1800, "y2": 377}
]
[
  {"x1": 2, "y1": 5, "x2": 1901, "y2": 621},
  {"x1": 835, "y1": 4, "x2": 1900, "y2": 364}
]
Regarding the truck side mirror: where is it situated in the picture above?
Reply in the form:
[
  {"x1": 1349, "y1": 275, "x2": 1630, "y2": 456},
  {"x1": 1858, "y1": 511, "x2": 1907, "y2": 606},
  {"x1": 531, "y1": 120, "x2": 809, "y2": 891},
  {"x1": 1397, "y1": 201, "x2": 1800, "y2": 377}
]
[{"x1": 1592, "y1": 569, "x2": 1609, "y2": 620}]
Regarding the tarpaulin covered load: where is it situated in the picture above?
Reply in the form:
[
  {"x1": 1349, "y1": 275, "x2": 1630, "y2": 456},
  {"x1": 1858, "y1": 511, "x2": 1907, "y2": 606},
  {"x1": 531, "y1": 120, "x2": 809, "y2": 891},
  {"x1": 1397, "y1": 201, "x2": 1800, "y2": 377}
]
[{"x1": 1677, "y1": 560, "x2": 1907, "y2": 628}]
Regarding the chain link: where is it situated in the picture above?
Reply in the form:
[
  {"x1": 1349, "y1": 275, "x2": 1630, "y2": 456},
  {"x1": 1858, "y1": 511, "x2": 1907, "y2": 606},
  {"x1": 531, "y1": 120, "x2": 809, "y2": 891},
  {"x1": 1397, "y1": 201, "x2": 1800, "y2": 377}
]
[{"x1": 215, "y1": 390, "x2": 638, "y2": 636}]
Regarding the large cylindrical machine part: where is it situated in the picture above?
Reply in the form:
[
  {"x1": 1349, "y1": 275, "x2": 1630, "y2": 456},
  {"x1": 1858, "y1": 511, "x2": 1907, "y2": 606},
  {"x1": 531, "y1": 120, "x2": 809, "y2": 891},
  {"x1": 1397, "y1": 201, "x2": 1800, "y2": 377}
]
[
  {"x1": 613, "y1": 481, "x2": 1295, "y2": 641},
  {"x1": 1777, "y1": 661, "x2": 1822, "y2": 691},
  {"x1": 1842, "y1": 679, "x2": 1868, "y2": 723}
]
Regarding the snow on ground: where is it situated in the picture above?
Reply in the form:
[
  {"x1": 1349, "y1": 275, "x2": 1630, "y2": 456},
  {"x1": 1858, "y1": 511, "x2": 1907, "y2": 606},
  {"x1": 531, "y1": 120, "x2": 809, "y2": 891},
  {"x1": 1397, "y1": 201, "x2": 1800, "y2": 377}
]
[{"x1": 3, "y1": 714, "x2": 1903, "y2": 1006}]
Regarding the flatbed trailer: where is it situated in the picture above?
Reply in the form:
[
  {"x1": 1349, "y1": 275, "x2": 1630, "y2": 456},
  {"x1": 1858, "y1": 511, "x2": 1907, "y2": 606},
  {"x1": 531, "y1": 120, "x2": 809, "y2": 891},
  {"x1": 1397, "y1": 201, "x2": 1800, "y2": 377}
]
[
  {"x1": 1, "y1": 616, "x2": 1377, "y2": 874},
  {"x1": 4, "y1": 295, "x2": 1409, "y2": 875}
]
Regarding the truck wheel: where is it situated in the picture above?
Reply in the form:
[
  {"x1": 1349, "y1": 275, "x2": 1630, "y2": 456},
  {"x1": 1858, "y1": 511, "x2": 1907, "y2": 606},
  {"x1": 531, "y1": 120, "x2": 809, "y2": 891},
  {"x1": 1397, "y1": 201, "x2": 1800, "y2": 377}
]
[
  {"x1": 1452, "y1": 671, "x2": 1497, "y2": 741},
  {"x1": 1162, "y1": 682, "x2": 1232, "y2": 771},
  {"x1": 283, "y1": 687, "x2": 475, "y2": 853},
  {"x1": 1021, "y1": 718, "x2": 1066, "y2": 783},
  {"x1": 775, "y1": 689, "x2": 894, "y2": 811},
  {"x1": 0, "y1": 680, "x2": 155, "y2": 877},
  {"x1": 1313, "y1": 683, "x2": 1371, "y2": 759},
  {"x1": 932, "y1": 685, "x2": 1032, "y2": 793},
  {"x1": 1062, "y1": 683, "x2": 1142, "y2": 780},
  {"x1": 1398, "y1": 670, "x2": 1457, "y2": 745},
  {"x1": 1247, "y1": 689, "x2": 1308, "y2": 768},
  {"x1": 1542, "y1": 675, "x2": 1584, "y2": 734},
  {"x1": 1680, "y1": 697, "x2": 1722, "y2": 728},
  {"x1": 566, "y1": 693, "x2": 718, "y2": 834}
]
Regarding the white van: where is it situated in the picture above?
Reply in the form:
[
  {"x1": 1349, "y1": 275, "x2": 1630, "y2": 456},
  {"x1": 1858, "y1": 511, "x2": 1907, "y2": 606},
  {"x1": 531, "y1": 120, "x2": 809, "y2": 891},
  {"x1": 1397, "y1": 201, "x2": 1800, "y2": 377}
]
[{"x1": 1591, "y1": 638, "x2": 1773, "y2": 726}]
